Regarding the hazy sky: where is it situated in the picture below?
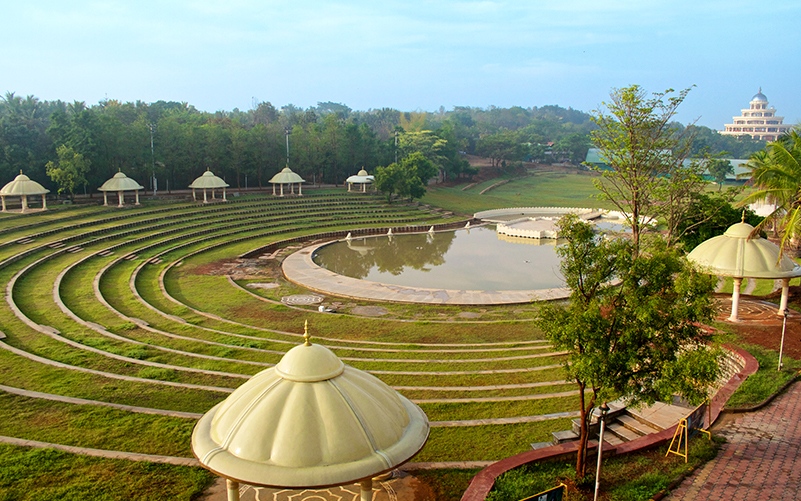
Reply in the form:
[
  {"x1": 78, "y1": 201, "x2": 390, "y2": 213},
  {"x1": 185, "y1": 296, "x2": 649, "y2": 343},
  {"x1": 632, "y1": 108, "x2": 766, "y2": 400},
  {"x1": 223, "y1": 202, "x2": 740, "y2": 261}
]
[{"x1": 3, "y1": 1, "x2": 799, "y2": 128}]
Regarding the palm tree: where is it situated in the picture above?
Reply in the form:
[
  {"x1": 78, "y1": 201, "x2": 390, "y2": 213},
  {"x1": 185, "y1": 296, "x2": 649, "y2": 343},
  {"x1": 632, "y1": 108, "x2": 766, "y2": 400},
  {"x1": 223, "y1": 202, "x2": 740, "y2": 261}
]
[{"x1": 741, "y1": 130, "x2": 801, "y2": 253}]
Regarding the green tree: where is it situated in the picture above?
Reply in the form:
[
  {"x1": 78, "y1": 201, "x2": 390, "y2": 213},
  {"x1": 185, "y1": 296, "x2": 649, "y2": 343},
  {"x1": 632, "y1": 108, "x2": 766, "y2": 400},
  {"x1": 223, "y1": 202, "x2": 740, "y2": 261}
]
[
  {"x1": 45, "y1": 144, "x2": 90, "y2": 200},
  {"x1": 740, "y1": 130, "x2": 801, "y2": 253},
  {"x1": 707, "y1": 158, "x2": 734, "y2": 189},
  {"x1": 536, "y1": 215, "x2": 720, "y2": 479},
  {"x1": 589, "y1": 85, "x2": 698, "y2": 254},
  {"x1": 374, "y1": 162, "x2": 406, "y2": 202}
]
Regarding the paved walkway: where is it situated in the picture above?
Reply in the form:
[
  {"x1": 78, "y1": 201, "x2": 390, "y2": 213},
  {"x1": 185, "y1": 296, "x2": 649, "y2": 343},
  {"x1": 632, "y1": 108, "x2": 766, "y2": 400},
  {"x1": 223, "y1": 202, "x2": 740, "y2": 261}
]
[{"x1": 666, "y1": 381, "x2": 801, "y2": 500}]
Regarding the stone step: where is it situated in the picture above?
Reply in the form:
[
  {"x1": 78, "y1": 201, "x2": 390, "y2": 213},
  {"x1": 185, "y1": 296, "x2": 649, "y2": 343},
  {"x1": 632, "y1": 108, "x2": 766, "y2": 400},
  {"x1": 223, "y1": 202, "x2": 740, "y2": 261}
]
[
  {"x1": 607, "y1": 422, "x2": 642, "y2": 442},
  {"x1": 617, "y1": 414, "x2": 662, "y2": 435},
  {"x1": 552, "y1": 429, "x2": 578, "y2": 444}
]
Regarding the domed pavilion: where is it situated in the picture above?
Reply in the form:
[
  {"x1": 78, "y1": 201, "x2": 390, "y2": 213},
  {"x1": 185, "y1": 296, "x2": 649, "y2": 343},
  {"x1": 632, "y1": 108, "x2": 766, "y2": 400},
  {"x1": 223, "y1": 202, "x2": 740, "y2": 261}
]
[
  {"x1": 687, "y1": 219, "x2": 801, "y2": 321},
  {"x1": 188, "y1": 169, "x2": 229, "y2": 203},
  {"x1": 191, "y1": 323, "x2": 429, "y2": 501},
  {"x1": 98, "y1": 170, "x2": 144, "y2": 207},
  {"x1": 268, "y1": 166, "x2": 305, "y2": 196},
  {"x1": 0, "y1": 171, "x2": 49, "y2": 213},
  {"x1": 345, "y1": 168, "x2": 374, "y2": 192}
]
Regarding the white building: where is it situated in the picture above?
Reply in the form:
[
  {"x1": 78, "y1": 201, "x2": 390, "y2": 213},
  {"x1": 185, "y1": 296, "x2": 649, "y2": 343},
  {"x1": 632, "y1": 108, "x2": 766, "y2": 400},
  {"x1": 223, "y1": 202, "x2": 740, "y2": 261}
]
[{"x1": 721, "y1": 89, "x2": 791, "y2": 141}]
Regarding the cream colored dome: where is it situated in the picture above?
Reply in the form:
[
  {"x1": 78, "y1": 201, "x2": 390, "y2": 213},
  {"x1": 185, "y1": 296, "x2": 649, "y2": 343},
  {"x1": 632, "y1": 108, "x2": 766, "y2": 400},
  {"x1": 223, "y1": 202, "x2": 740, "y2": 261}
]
[
  {"x1": 191, "y1": 335, "x2": 429, "y2": 488},
  {"x1": 269, "y1": 167, "x2": 305, "y2": 184},
  {"x1": 687, "y1": 221, "x2": 801, "y2": 279},
  {"x1": 189, "y1": 170, "x2": 229, "y2": 189},
  {"x1": 0, "y1": 173, "x2": 49, "y2": 196},
  {"x1": 98, "y1": 171, "x2": 144, "y2": 192}
]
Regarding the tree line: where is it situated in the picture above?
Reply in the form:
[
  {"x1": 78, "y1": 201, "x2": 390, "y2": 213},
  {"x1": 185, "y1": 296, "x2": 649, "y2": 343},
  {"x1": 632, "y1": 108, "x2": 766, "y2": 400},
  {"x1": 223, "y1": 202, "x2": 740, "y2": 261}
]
[{"x1": 0, "y1": 92, "x2": 766, "y2": 198}]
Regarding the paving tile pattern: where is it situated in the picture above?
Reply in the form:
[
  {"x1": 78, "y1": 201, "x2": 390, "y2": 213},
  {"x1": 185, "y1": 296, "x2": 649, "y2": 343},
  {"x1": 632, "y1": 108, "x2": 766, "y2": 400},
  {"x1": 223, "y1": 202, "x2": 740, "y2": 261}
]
[{"x1": 666, "y1": 382, "x2": 801, "y2": 500}]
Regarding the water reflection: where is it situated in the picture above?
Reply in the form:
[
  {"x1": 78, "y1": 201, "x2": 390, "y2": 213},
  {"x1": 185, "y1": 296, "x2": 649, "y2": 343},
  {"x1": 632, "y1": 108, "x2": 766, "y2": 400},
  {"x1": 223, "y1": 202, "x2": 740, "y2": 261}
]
[{"x1": 312, "y1": 226, "x2": 564, "y2": 290}]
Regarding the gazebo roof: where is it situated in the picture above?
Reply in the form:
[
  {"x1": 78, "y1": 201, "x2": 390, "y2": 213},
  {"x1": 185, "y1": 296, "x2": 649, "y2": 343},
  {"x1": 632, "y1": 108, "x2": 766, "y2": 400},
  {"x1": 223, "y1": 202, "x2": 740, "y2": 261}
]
[
  {"x1": 98, "y1": 171, "x2": 144, "y2": 192},
  {"x1": 188, "y1": 170, "x2": 229, "y2": 189},
  {"x1": 687, "y1": 221, "x2": 801, "y2": 279},
  {"x1": 0, "y1": 172, "x2": 49, "y2": 196},
  {"x1": 346, "y1": 168, "x2": 374, "y2": 184},
  {"x1": 269, "y1": 166, "x2": 305, "y2": 185},
  {"x1": 191, "y1": 328, "x2": 429, "y2": 489}
]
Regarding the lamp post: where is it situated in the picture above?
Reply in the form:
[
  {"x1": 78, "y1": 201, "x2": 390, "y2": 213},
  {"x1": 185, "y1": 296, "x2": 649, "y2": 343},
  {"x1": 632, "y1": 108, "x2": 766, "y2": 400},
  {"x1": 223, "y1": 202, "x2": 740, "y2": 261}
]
[
  {"x1": 285, "y1": 127, "x2": 291, "y2": 168},
  {"x1": 148, "y1": 123, "x2": 157, "y2": 196},
  {"x1": 778, "y1": 308, "x2": 790, "y2": 371},
  {"x1": 593, "y1": 402, "x2": 609, "y2": 501}
]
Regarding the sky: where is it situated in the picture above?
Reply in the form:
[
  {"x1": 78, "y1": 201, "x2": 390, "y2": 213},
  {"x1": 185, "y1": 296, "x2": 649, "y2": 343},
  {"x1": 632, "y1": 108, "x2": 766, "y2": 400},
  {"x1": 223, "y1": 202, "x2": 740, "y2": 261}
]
[{"x1": 2, "y1": 1, "x2": 799, "y2": 129}]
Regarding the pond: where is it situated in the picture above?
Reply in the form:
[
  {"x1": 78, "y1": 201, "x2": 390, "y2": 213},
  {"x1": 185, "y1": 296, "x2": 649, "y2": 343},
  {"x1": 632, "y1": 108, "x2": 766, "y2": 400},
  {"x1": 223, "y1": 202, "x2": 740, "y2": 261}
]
[{"x1": 312, "y1": 226, "x2": 565, "y2": 291}]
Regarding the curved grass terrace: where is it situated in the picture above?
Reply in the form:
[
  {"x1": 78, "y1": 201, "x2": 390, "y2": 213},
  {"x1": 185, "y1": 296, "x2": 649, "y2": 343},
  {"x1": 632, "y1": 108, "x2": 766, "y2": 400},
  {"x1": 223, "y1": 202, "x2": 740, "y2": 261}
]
[{"x1": 0, "y1": 188, "x2": 594, "y2": 498}]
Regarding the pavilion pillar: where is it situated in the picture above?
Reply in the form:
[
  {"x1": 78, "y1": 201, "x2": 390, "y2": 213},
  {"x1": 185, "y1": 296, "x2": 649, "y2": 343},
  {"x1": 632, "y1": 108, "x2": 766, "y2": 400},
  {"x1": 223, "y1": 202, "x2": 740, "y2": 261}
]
[
  {"x1": 362, "y1": 183, "x2": 366, "y2": 193},
  {"x1": 272, "y1": 184, "x2": 276, "y2": 196},
  {"x1": 348, "y1": 182, "x2": 352, "y2": 192},
  {"x1": 103, "y1": 192, "x2": 109, "y2": 206},
  {"x1": 360, "y1": 478, "x2": 372, "y2": 501},
  {"x1": 1, "y1": 196, "x2": 6, "y2": 212},
  {"x1": 21, "y1": 195, "x2": 28, "y2": 213},
  {"x1": 779, "y1": 278, "x2": 791, "y2": 314},
  {"x1": 280, "y1": 184, "x2": 284, "y2": 197},
  {"x1": 192, "y1": 188, "x2": 196, "y2": 201},
  {"x1": 298, "y1": 183, "x2": 302, "y2": 195},
  {"x1": 117, "y1": 191, "x2": 124, "y2": 207},
  {"x1": 291, "y1": 183, "x2": 295, "y2": 195},
  {"x1": 41, "y1": 194, "x2": 47, "y2": 210},
  {"x1": 729, "y1": 277, "x2": 743, "y2": 322},
  {"x1": 203, "y1": 189, "x2": 208, "y2": 203},
  {"x1": 223, "y1": 187, "x2": 227, "y2": 201},
  {"x1": 135, "y1": 190, "x2": 140, "y2": 205},
  {"x1": 226, "y1": 479, "x2": 240, "y2": 501}
]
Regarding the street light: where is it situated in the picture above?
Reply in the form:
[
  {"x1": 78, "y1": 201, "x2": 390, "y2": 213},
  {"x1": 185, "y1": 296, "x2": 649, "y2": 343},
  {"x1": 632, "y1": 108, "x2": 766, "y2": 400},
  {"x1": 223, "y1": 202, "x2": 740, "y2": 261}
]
[
  {"x1": 593, "y1": 402, "x2": 609, "y2": 501},
  {"x1": 778, "y1": 308, "x2": 790, "y2": 371}
]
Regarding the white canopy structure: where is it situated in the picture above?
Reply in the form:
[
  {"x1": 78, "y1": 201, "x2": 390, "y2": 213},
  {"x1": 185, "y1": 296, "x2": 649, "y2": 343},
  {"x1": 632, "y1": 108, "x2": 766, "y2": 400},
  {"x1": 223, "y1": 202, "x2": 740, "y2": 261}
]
[
  {"x1": 98, "y1": 171, "x2": 144, "y2": 207},
  {"x1": 188, "y1": 169, "x2": 229, "y2": 203},
  {"x1": 345, "y1": 168, "x2": 374, "y2": 192},
  {"x1": 0, "y1": 172, "x2": 49, "y2": 213},
  {"x1": 192, "y1": 323, "x2": 429, "y2": 501},
  {"x1": 688, "y1": 220, "x2": 801, "y2": 321},
  {"x1": 268, "y1": 166, "x2": 305, "y2": 196}
]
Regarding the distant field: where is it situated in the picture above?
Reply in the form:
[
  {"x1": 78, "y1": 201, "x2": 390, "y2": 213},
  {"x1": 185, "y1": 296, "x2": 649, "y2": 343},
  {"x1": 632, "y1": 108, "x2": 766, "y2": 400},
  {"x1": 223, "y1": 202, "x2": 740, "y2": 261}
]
[{"x1": 422, "y1": 170, "x2": 613, "y2": 216}]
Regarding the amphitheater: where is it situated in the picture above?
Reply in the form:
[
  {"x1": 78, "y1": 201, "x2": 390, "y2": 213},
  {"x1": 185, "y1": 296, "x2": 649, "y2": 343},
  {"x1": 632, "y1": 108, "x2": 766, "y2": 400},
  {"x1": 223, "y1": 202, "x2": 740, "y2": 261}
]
[
  {"x1": 0, "y1": 191, "x2": 758, "y2": 500},
  {"x1": 0, "y1": 191, "x2": 598, "y2": 498}
]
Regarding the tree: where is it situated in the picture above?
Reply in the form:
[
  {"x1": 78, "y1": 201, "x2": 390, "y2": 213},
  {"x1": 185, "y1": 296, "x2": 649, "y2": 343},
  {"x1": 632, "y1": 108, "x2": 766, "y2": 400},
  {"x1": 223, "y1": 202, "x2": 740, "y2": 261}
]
[
  {"x1": 740, "y1": 131, "x2": 801, "y2": 254},
  {"x1": 536, "y1": 215, "x2": 720, "y2": 479},
  {"x1": 374, "y1": 162, "x2": 406, "y2": 202},
  {"x1": 45, "y1": 144, "x2": 90, "y2": 200},
  {"x1": 707, "y1": 158, "x2": 734, "y2": 189},
  {"x1": 589, "y1": 85, "x2": 698, "y2": 254}
]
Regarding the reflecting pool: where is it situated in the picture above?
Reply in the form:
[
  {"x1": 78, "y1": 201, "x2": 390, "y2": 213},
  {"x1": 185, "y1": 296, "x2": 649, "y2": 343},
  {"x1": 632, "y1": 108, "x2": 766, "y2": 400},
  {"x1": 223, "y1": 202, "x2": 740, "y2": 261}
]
[{"x1": 312, "y1": 226, "x2": 564, "y2": 291}]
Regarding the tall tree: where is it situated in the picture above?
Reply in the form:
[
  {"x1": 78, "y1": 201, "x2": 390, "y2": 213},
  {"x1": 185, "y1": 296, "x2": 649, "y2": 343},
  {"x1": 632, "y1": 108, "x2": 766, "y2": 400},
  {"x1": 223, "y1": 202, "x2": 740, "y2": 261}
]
[
  {"x1": 707, "y1": 157, "x2": 734, "y2": 189},
  {"x1": 536, "y1": 215, "x2": 720, "y2": 479},
  {"x1": 45, "y1": 144, "x2": 90, "y2": 200},
  {"x1": 589, "y1": 85, "x2": 697, "y2": 254},
  {"x1": 740, "y1": 130, "x2": 801, "y2": 253}
]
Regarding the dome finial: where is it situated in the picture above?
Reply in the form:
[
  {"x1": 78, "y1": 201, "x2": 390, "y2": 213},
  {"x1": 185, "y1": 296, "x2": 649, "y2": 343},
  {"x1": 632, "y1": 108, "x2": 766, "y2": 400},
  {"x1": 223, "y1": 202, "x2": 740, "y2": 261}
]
[
  {"x1": 742, "y1": 209, "x2": 746, "y2": 223},
  {"x1": 303, "y1": 320, "x2": 311, "y2": 346}
]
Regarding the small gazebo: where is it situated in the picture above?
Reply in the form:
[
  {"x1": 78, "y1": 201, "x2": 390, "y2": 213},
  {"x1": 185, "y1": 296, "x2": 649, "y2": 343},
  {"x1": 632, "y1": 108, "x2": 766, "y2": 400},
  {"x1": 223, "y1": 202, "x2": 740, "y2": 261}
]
[
  {"x1": 98, "y1": 171, "x2": 144, "y2": 207},
  {"x1": 345, "y1": 168, "x2": 374, "y2": 192},
  {"x1": 688, "y1": 220, "x2": 801, "y2": 321},
  {"x1": 188, "y1": 169, "x2": 229, "y2": 203},
  {"x1": 268, "y1": 166, "x2": 305, "y2": 196},
  {"x1": 191, "y1": 324, "x2": 429, "y2": 501},
  {"x1": 0, "y1": 171, "x2": 49, "y2": 213}
]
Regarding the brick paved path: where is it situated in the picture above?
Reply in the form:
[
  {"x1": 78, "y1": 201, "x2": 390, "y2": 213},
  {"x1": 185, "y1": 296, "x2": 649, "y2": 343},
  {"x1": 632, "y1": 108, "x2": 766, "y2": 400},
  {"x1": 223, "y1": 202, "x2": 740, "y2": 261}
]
[{"x1": 666, "y1": 382, "x2": 801, "y2": 500}]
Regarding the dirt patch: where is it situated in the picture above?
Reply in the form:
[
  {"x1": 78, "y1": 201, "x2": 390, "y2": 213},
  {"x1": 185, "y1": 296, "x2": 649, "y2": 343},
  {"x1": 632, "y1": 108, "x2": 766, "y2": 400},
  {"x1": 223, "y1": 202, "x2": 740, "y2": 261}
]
[
  {"x1": 718, "y1": 296, "x2": 801, "y2": 359},
  {"x1": 350, "y1": 305, "x2": 389, "y2": 317},
  {"x1": 193, "y1": 258, "x2": 279, "y2": 280}
]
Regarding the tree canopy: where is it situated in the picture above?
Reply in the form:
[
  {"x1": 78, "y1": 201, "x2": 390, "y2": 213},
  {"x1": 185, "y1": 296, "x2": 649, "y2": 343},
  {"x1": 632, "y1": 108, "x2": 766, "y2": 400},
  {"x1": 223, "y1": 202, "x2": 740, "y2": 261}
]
[{"x1": 536, "y1": 215, "x2": 720, "y2": 478}]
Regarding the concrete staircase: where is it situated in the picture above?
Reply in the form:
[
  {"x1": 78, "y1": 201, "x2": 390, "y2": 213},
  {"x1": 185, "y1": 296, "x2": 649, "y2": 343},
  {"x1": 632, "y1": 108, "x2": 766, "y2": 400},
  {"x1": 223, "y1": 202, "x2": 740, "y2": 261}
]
[{"x1": 532, "y1": 400, "x2": 691, "y2": 450}]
